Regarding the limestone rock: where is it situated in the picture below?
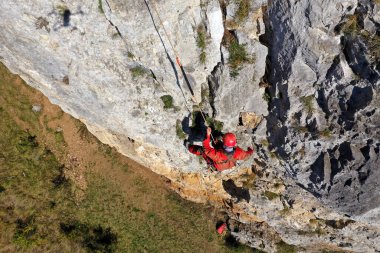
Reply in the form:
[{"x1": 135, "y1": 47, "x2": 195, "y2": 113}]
[{"x1": 1, "y1": 0, "x2": 380, "y2": 251}]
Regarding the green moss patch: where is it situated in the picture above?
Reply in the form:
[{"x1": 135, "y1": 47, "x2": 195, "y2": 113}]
[
  {"x1": 263, "y1": 191, "x2": 280, "y2": 200},
  {"x1": 130, "y1": 66, "x2": 147, "y2": 78},
  {"x1": 160, "y1": 95, "x2": 174, "y2": 109}
]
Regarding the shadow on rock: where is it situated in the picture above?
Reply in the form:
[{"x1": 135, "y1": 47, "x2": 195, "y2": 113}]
[
  {"x1": 222, "y1": 179, "x2": 250, "y2": 203},
  {"x1": 182, "y1": 111, "x2": 208, "y2": 144}
]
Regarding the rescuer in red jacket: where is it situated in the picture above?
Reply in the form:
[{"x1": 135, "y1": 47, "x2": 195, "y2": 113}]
[{"x1": 188, "y1": 127, "x2": 253, "y2": 171}]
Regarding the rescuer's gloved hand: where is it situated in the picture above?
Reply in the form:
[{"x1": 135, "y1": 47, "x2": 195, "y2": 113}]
[{"x1": 206, "y1": 127, "x2": 212, "y2": 137}]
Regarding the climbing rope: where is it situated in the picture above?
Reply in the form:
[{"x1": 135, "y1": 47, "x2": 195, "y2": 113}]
[
  {"x1": 147, "y1": 1, "x2": 256, "y2": 186},
  {"x1": 146, "y1": 0, "x2": 216, "y2": 143}
]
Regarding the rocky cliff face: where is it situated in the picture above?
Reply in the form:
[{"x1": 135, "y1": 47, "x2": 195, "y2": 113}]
[{"x1": 1, "y1": 0, "x2": 379, "y2": 251}]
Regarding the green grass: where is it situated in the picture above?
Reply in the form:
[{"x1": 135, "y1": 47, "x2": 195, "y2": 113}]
[
  {"x1": 197, "y1": 25, "x2": 207, "y2": 64},
  {"x1": 260, "y1": 139, "x2": 269, "y2": 147},
  {"x1": 76, "y1": 174, "x2": 238, "y2": 252},
  {"x1": 54, "y1": 130, "x2": 65, "y2": 145},
  {"x1": 98, "y1": 0, "x2": 104, "y2": 14},
  {"x1": 0, "y1": 62, "x2": 253, "y2": 253},
  {"x1": 160, "y1": 95, "x2": 174, "y2": 109},
  {"x1": 199, "y1": 85, "x2": 209, "y2": 107},
  {"x1": 130, "y1": 66, "x2": 147, "y2": 78},
  {"x1": 235, "y1": 0, "x2": 250, "y2": 23},
  {"x1": 0, "y1": 112, "x2": 75, "y2": 251},
  {"x1": 338, "y1": 13, "x2": 380, "y2": 64},
  {"x1": 197, "y1": 27, "x2": 207, "y2": 50},
  {"x1": 60, "y1": 220, "x2": 117, "y2": 252},
  {"x1": 127, "y1": 51, "x2": 135, "y2": 59},
  {"x1": 276, "y1": 240, "x2": 297, "y2": 253},
  {"x1": 200, "y1": 51, "x2": 207, "y2": 64},
  {"x1": 319, "y1": 128, "x2": 332, "y2": 137},
  {"x1": 262, "y1": 91, "x2": 271, "y2": 102},
  {"x1": 205, "y1": 116, "x2": 224, "y2": 132},
  {"x1": 262, "y1": 191, "x2": 280, "y2": 200},
  {"x1": 340, "y1": 15, "x2": 359, "y2": 35},
  {"x1": 279, "y1": 207, "x2": 291, "y2": 216},
  {"x1": 229, "y1": 41, "x2": 250, "y2": 77},
  {"x1": 56, "y1": 5, "x2": 68, "y2": 16},
  {"x1": 300, "y1": 95, "x2": 315, "y2": 116}
]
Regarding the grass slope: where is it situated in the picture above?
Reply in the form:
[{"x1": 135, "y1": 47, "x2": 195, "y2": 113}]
[{"x1": 0, "y1": 62, "x2": 251, "y2": 252}]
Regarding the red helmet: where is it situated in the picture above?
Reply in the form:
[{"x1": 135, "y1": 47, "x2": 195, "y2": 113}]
[{"x1": 223, "y1": 133, "x2": 236, "y2": 147}]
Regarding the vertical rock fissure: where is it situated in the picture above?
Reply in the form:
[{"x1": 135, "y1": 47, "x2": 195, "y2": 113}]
[
  {"x1": 205, "y1": 0, "x2": 226, "y2": 119},
  {"x1": 102, "y1": 0, "x2": 123, "y2": 39},
  {"x1": 207, "y1": 62, "x2": 223, "y2": 118},
  {"x1": 262, "y1": 0, "x2": 298, "y2": 161}
]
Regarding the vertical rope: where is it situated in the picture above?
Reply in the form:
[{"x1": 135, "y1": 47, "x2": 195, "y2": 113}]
[{"x1": 147, "y1": 0, "x2": 216, "y2": 143}]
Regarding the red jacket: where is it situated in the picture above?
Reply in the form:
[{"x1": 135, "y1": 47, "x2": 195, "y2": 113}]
[{"x1": 203, "y1": 134, "x2": 253, "y2": 171}]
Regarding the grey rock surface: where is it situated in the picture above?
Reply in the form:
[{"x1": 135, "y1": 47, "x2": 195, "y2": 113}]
[{"x1": 1, "y1": 0, "x2": 379, "y2": 251}]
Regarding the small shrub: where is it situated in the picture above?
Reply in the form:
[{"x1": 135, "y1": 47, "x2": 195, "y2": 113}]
[
  {"x1": 127, "y1": 51, "x2": 135, "y2": 59},
  {"x1": 205, "y1": 116, "x2": 224, "y2": 132},
  {"x1": 17, "y1": 132, "x2": 39, "y2": 153},
  {"x1": 54, "y1": 131, "x2": 65, "y2": 145},
  {"x1": 200, "y1": 51, "x2": 206, "y2": 64},
  {"x1": 262, "y1": 91, "x2": 271, "y2": 102},
  {"x1": 35, "y1": 17, "x2": 50, "y2": 32},
  {"x1": 52, "y1": 165, "x2": 69, "y2": 188},
  {"x1": 260, "y1": 139, "x2": 269, "y2": 147},
  {"x1": 200, "y1": 86, "x2": 209, "y2": 105},
  {"x1": 13, "y1": 217, "x2": 38, "y2": 248},
  {"x1": 230, "y1": 69, "x2": 240, "y2": 78},
  {"x1": 229, "y1": 41, "x2": 250, "y2": 77},
  {"x1": 197, "y1": 27, "x2": 206, "y2": 50},
  {"x1": 197, "y1": 26, "x2": 207, "y2": 64},
  {"x1": 160, "y1": 95, "x2": 174, "y2": 109},
  {"x1": 269, "y1": 151, "x2": 279, "y2": 159},
  {"x1": 276, "y1": 240, "x2": 297, "y2": 253},
  {"x1": 130, "y1": 66, "x2": 147, "y2": 78},
  {"x1": 279, "y1": 207, "x2": 291, "y2": 215},
  {"x1": 337, "y1": 13, "x2": 379, "y2": 63},
  {"x1": 300, "y1": 95, "x2": 315, "y2": 115},
  {"x1": 98, "y1": 0, "x2": 104, "y2": 14},
  {"x1": 340, "y1": 15, "x2": 359, "y2": 35},
  {"x1": 235, "y1": 0, "x2": 250, "y2": 23},
  {"x1": 56, "y1": 5, "x2": 68, "y2": 16},
  {"x1": 60, "y1": 221, "x2": 117, "y2": 252},
  {"x1": 176, "y1": 120, "x2": 186, "y2": 140},
  {"x1": 263, "y1": 191, "x2": 279, "y2": 200},
  {"x1": 295, "y1": 125, "x2": 308, "y2": 133},
  {"x1": 319, "y1": 128, "x2": 331, "y2": 137}
]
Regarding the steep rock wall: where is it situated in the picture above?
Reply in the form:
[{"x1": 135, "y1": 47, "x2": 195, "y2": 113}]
[{"x1": 1, "y1": 0, "x2": 380, "y2": 251}]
